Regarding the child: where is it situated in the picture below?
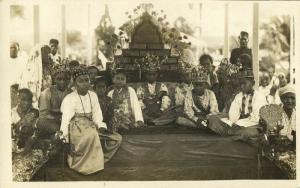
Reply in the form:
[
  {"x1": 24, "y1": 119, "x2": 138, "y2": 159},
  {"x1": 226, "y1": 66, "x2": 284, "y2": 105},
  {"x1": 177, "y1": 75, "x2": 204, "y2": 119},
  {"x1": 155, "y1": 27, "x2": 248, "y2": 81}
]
[
  {"x1": 136, "y1": 54, "x2": 172, "y2": 125},
  {"x1": 107, "y1": 68, "x2": 144, "y2": 131},
  {"x1": 94, "y1": 76, "x2": 122, "y2": 162},
  {"x1": 11, "y1": 89, "x2": 39, "y2": 153}
]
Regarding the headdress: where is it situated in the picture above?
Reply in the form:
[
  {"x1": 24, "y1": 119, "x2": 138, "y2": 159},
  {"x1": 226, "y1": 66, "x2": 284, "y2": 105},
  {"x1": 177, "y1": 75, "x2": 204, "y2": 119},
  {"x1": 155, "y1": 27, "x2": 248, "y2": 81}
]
[
  {"x1": 191, "y1": 66, "x2": 209, "y2": 84},
  {"x1": 51, "y1": 63, "x2": 70, "y2": 78},
  {"x1": 140, "y1": 53, "x2": 161, "y2": 73},
  {"x1": 72, "y1": 64, "x2": 89, "y2": 80},
  {"x1": 239, "y1": 68, "x2": 254, "y2": 79},
  {"x1": 278, "y1": 84, "x2": 295, "y2": 97}
]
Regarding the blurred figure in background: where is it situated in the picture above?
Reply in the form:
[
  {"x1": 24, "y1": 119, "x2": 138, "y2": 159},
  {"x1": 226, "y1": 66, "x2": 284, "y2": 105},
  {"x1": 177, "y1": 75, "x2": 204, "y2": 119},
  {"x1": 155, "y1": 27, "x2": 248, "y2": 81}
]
[{"x1": 230, "y1": 31, "x2": 252, "y2": 65}]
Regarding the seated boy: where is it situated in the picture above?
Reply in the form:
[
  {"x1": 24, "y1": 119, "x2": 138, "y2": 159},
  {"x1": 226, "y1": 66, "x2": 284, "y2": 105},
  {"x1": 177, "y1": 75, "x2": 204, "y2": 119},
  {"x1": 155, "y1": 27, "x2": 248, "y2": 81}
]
[
  {"x1": 208, "y1": 69, "x2": 268, "y2": 144},
  {"x1": 94, "y1": 75, "x2": 122, "y2": 162},
  {"x1": 176, "y1": 69, "x2": 219, "y2": 128},
  {"x1": 136, "y1": 54, "x2": 172, "y2": 125},
  {"x1": 11, "y1": 88, "x2": 39, "y2": 153},
  {"x1": 36, "y1": 64, "x2": 72, "y2": 139},
  {"x1": 107, "y1": 68, "x2": 144, "y2": 131}
]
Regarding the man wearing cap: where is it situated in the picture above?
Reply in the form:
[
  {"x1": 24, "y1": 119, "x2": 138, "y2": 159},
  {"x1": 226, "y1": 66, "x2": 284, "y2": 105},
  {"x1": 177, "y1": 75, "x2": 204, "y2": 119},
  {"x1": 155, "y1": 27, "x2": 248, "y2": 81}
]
[
  {"x1": 277, "y1": 84, "x2": 296, "y2": 141},
  {"x1": 136, "y1": 54, "x2": 172, "y2": 125},
  {"x1": 176, "y1": 69, "x2": 219, "y2": 128},
  {"x1": 230, "y1": 31, "x2": 252, "y2": 66},
  {"x1": 208, "y1": 69, "x2": 267, "y2": 144},
  {"x1": 36, "y1": 64, "x2": 72, "y2": 139},
  {"x1": 107, "y1": 68, "x2": 144, "y2": 131}
]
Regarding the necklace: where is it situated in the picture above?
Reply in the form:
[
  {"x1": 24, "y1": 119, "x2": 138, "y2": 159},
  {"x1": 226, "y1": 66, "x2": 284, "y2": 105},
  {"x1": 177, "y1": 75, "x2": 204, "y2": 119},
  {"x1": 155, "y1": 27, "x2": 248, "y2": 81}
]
[{"x1": 77, "y1": 91, "x2": 92, "y2": 116}]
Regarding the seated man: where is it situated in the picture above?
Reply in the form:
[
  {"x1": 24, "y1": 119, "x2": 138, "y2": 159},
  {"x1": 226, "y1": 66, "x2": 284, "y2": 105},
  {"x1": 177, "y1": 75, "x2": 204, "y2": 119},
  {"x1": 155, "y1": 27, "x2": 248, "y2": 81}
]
[
  {"x1": 176, "y1": 70, "x2": 219, "y2": 128},
  {"x1": 36, "y1": 64, "x2": 72, "y2": 139},
  {"x1": 107, "y1": 68, "x2": 144, "y2": 131},
  {"x1": 94, "y1": 75, "x2": 122, "y2": 163},
  {"x1": 136, "y1": 54, "x2": 172, "y2": 125},
  {"x1": 277, "y1": 84, "x2": 296, "y2": 142},
  {"x1": 208, "y1": 69, "x2": 267, "y2": 144},
  {"x1": 11, "y1": 88, "x2": 39, "y2": 153}
]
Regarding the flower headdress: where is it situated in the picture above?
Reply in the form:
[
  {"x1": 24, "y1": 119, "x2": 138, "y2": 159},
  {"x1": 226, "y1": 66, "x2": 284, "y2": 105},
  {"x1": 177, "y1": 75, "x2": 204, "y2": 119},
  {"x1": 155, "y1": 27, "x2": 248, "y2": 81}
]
[
  {"x1": 140, "y1": 53, "x2": 161, "y2": 72},
  {"x1": 51, "y1": 63, "x2": 70, "y2": 78},
  {"x1": 191, "y1": 66, "x2": 209, "y2": 84},
  {"x1": 72, "y1": 64, "x2": 89, "y2": 81}
]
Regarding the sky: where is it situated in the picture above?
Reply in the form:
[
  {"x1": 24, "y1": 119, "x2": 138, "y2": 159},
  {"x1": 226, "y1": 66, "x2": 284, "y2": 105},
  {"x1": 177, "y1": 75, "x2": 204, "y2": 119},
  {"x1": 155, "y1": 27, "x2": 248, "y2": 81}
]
[{"x1": 10, "y1": 2, "x2": 297, "y2": 53}]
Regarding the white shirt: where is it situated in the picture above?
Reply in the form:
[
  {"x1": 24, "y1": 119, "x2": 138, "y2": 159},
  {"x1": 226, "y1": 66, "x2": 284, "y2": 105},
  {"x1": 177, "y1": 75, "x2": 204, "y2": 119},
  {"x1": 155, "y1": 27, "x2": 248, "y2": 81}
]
[
  {"x1": 60, "y1": 90, "x2": 107, "y2": 138},
  {"x1": 184, "y1": 89, "x2": 219, "y2": 122},
  {"x1": 280, "y1": 107, "x2": 296, "y2": 141},
  {"x1": 227, "y1": 90, "x2": 267, "y2": 127},
  {"x1": 10, "y1": 56, "x2": 27, "y2": 85},
  {"x1": 107, "y1": 87, "x2": 144, "y2": 123}
]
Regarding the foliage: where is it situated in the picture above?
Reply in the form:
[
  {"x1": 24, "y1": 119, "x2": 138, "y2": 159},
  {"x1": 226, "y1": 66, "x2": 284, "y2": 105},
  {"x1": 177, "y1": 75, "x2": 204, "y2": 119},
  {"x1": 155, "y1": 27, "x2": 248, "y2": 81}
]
[{"x1": 259, "y1": 15, "x2": 290, "y2": 74}]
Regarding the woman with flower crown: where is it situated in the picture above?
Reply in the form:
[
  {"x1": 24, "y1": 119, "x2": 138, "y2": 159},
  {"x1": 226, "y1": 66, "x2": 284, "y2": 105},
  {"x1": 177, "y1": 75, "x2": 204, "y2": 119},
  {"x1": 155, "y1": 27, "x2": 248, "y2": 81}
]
[{"x1": 60, "y1": 65, "x2": 107, "y2": 175}]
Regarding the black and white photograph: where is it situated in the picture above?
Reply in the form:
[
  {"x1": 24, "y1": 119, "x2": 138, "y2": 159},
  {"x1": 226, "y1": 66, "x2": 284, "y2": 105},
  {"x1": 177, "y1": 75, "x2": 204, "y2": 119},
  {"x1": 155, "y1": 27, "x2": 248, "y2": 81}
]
[{"x1": 0, "y1": 0, "x2": 299, "y2": 187}]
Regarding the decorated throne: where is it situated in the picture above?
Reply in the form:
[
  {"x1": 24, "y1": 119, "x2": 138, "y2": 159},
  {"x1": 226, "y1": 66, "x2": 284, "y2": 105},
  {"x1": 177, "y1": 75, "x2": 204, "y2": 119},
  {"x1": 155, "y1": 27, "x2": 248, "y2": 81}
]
[{"x1": 112, "y1": 12, "x2": 182, "y2": 82}]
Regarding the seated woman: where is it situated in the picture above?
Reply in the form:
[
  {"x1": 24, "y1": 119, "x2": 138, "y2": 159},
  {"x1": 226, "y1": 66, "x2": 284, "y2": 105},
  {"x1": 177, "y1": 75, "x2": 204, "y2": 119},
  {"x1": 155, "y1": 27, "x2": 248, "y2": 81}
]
[
  {"x1": 37, "y1": 64, "x2": 72, "y2": 139},
  {"x1": 94, "y1": 75, "x2": 123, "y2": 162},
  {"x1": 277, "y1": 84, "x2": 296, "y2": 142},
  {"x1": 176, "y1": 70, "x2": 219, "y2": 128},
  {"x1": 208, "y1": 69, "x2": 268, "y2": 145},
  {"x1": 136, "y1": 54, "x2": 172, "y2": 125},
  {"x1": 60, "y1": 66, "x2": 107, "y2": 175},
  {"x1": 107, "y1": 68, "x2": 144, "y2": 131},
  {"x1": 11, "y1": 88, "x2": 39, "y2": 153}
]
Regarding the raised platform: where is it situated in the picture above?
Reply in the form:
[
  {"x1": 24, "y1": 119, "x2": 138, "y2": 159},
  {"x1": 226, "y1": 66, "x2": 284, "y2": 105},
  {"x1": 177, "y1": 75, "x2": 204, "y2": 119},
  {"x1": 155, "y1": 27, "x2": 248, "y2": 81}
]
[{"x1": 32, "y1": 126, "x2": 287, "y2": 181}]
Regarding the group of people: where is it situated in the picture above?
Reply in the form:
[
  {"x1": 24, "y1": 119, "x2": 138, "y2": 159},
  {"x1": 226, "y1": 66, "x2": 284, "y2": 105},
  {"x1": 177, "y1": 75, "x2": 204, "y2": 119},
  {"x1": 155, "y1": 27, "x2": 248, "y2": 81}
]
[{"x1": 11, "y1": 31, "x2": 296, "y2": 175}]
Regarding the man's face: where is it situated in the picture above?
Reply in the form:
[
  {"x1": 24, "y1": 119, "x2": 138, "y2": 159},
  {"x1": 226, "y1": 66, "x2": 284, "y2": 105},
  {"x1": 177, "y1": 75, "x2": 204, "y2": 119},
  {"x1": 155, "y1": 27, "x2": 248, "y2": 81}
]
[
  {"x1": 55, "y1": 72, "x2": 70, "y2": 91},
  {"x1": 260, "y1": 76, "x2": 270, "y2": 87},
  {"x1": 145, "y1": 72, "x2": 158, "y2": 83},
  {"x1": 95, "y1": 81, "x2": 107, "y2": 96},
  {"x1": 241, "y1": 79, "x2": 254, "y2": 94},
  {"x1": 278, "y1": 74, "x2": 287, "y2": 87},
  {"x1": 281, "y1": 92, "x2": 296, "y2": 110},
  {"x1": 239, "y1": 36, "x2": 248, "y2": 48},
  {"x1": 88, "y1": 68, "x2": 99, "y2": 84},
  {"x1": 10, "y1": 45, "x2": 18, "y2": 58},
  {"x1": 193, "y1": 82, "x2": 207, "y2": 95},
  {"x1": 75, "y1": 75, "x2": 90, "y2": 95},
  {"x1": 18, "y1": 93, "x2": 32, "y2": 112},
  {"x1": 200, "y1": 58, "x2": 212, "y2": 72},
  {"x1": 50, "y1": 43, "x2": 58, "y2": 55},
  {"x1": 112, "y1": 73, "x2": 127, "y2": 86}
]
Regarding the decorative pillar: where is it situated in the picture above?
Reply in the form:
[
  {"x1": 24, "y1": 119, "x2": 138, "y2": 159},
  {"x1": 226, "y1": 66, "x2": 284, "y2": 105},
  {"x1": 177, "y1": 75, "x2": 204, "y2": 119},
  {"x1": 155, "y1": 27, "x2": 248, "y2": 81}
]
[
  {"x1": 87, "y1": 3, "x2": 92, "y2": 65},
  {"x1": 61, "y1": 4, "x2": 66, "y2": 58},
  {"x1": 252, "y1": 3, "x2": 259, "y2": 88},
  {"x1": 33, "y1": 5, "x2": 40, "y2": 45},
  {"x1": 224, "y1": 3, "x2": 229, "y2": 58}
]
